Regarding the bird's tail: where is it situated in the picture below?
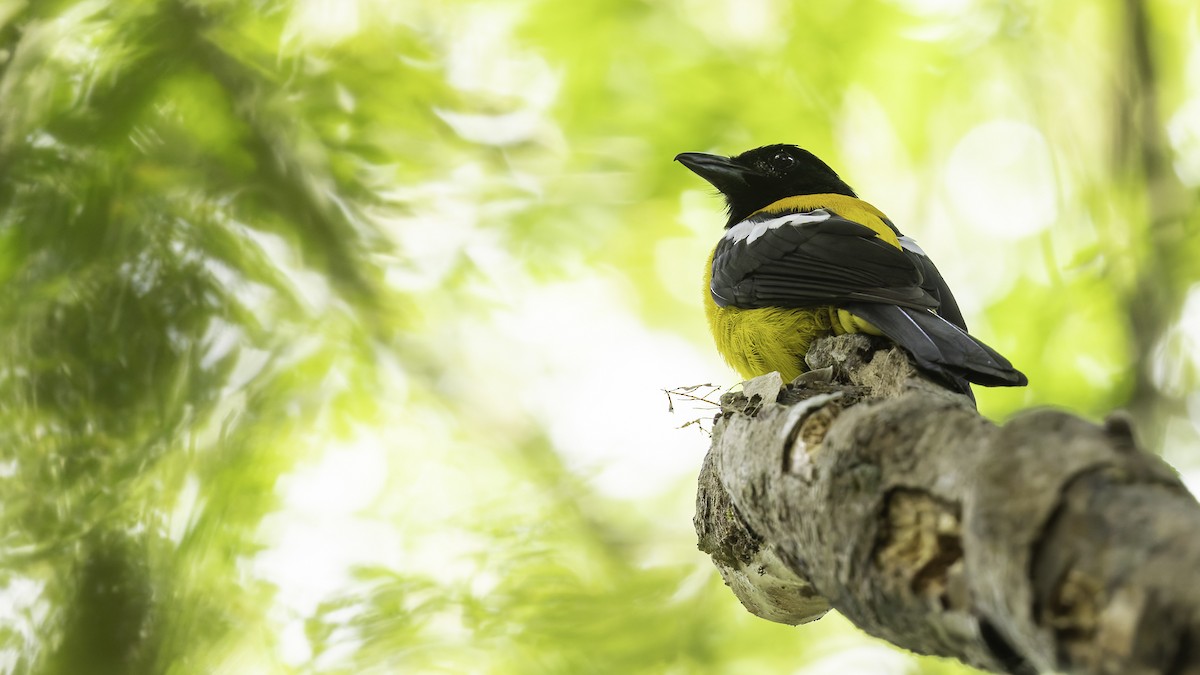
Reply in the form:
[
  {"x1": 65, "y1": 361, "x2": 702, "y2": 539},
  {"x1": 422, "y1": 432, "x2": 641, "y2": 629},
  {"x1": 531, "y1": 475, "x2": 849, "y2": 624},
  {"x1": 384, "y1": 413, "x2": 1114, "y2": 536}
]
[{"x1": 844, "y1": 302, "x2": 1028, "y2": 395}]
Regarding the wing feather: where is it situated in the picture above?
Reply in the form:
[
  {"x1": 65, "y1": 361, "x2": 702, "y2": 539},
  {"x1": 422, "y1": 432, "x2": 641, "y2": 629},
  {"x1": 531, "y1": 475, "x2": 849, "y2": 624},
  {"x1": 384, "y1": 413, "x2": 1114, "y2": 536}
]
[{"x1": 710, "y1": 208, "x2": 938, "y2": 311}]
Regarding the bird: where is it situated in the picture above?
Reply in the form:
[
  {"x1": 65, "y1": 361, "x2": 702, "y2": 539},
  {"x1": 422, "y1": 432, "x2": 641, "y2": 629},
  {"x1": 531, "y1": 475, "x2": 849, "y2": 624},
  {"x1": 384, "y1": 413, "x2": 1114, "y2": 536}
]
[{"x1": 675, "y1": 143, "x2": 1027, "y2": 397}]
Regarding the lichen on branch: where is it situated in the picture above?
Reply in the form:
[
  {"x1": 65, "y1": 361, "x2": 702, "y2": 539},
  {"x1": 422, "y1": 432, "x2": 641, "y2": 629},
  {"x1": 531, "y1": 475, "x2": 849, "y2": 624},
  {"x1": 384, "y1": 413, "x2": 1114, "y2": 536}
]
[{"x1": 695, "y1": 335, "x2": 1200, "y2": 675}]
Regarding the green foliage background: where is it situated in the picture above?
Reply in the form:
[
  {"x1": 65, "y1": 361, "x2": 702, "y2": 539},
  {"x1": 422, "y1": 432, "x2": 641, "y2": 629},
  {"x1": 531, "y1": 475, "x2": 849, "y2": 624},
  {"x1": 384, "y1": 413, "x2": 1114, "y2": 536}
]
[{"x1": 0, "y1": 0, "x2": 1198, "y2": 673}]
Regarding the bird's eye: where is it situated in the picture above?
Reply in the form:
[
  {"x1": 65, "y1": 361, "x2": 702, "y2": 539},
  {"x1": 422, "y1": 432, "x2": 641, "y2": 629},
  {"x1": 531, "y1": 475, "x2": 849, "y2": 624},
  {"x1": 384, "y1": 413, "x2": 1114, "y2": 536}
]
[{"x1": 771, "y1": 152, "x2": 796, "y2": 171}]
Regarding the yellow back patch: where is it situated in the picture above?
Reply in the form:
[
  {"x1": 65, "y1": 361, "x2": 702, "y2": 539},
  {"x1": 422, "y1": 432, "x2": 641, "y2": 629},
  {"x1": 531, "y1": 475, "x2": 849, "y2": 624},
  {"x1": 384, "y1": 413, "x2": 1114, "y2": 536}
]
[{"x1": 753, "y1": 194, "x2": 900, "y2": 249}]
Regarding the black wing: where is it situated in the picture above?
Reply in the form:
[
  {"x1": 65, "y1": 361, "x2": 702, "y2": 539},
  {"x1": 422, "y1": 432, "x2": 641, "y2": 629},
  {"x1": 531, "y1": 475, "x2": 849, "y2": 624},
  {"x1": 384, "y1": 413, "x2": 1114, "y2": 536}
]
[
  {"x1": 896, "y1": 234, "x2": 968, "y2": 332},
  {"x1": 710, "y1": 209, "x2": 939, "y2": 311},
  {"x1": 845, "y1": 302, "x2": 1028, "y2": 391}
]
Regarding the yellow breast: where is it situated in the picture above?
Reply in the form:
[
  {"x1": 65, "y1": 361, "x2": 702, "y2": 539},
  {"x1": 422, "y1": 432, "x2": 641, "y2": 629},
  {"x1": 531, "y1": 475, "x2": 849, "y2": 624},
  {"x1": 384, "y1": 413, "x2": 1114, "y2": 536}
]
[
  {"x1": 703, "y1": 194, "x2": 895, "y2": 382},
  {"x1": 703, "y1": 279, "x2": 831, "y2": 382}
]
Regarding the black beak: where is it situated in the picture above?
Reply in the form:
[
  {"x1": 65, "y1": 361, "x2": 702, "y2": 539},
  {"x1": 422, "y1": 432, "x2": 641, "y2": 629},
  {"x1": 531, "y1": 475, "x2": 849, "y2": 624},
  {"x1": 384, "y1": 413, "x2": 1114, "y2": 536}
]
[{"x1": 674, "y1": 152, "x2": 758, "y2": 194}]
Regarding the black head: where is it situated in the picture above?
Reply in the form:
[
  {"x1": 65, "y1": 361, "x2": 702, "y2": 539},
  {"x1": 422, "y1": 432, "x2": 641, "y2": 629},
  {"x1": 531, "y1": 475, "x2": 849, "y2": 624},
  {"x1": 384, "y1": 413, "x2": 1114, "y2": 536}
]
[{"x1": 675, "y1": 144, "x2": 856, "y2": 227}]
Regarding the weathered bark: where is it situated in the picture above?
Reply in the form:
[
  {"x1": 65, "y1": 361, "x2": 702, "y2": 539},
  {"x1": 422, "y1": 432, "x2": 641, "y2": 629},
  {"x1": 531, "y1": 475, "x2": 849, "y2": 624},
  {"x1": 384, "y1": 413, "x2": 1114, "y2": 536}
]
[{"x1": 695, "y1": 334, "x2": 1200, "y2": 675}]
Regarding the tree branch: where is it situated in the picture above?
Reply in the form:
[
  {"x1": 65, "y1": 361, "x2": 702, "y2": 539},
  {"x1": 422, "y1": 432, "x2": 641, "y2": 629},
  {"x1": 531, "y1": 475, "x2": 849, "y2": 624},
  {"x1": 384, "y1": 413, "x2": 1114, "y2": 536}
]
[{"x1": 695, "y1": 335, "x2": 1200, "y2": 674}]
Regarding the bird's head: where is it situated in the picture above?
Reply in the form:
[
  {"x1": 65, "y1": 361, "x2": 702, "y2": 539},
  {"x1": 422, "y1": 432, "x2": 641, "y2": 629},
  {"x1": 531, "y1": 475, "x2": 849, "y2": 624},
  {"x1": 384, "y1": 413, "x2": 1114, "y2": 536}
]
[{"x1": 675, "y1": 144, "x2": 856, "y2": 227}]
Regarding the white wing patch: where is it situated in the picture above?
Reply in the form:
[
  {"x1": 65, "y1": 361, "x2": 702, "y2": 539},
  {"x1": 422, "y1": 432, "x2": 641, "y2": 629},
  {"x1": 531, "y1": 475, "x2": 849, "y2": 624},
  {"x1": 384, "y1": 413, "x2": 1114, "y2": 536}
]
[
  {"x1": 898, "y1": 235, "x2": 927, "y2": 257},
  {"x1": 724, "y1": 209, "x2": 833, "y2": 245}
]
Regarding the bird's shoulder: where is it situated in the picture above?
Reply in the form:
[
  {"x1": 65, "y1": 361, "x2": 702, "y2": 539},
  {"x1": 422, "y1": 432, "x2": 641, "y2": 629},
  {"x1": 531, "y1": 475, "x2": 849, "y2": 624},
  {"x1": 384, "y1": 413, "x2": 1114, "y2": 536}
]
[
  {"x1": 708, "y1": 192, "x2": 937, "y2": 311},
  {"x1": 744, "y1": 193, "x2": 900, "y2": 248}
]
